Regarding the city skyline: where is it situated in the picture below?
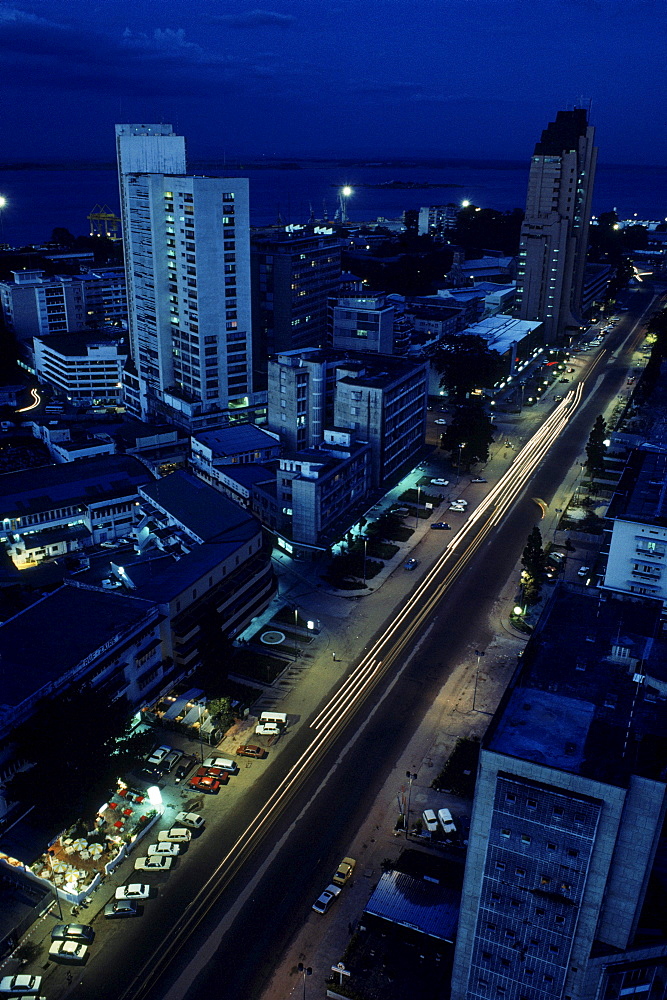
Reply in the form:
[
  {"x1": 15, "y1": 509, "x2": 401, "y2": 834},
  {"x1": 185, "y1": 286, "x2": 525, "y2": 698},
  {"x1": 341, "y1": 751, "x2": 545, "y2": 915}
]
[{"x1": 2, "y1": 0, "x2": 666, "y2": 166}]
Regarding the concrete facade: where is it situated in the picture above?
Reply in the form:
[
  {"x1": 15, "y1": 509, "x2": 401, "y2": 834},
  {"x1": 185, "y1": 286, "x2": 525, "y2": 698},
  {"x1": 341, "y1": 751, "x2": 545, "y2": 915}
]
[{"x1": 516, "y1": 110, "x2": 597, "y2": 344}]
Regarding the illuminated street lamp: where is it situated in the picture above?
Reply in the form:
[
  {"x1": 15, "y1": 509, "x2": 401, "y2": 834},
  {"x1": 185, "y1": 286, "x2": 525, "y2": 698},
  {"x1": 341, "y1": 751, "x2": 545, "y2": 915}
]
[
  {"x1": 339, "y1": 186, "x2": 353, "y2": 223},
  {"x1": 297, "y1": 963, "x2": 312, "y2": 1000},
  {"x1": 0, "y1": 195, "x2": 6, "y2": 239},
  {"x1": 405, "y1": 770, "x2": 417, "y2": 838}
]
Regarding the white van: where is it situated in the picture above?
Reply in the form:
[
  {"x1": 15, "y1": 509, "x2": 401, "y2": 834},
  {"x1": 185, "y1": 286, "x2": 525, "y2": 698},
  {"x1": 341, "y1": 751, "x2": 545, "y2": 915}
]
[
  {"x1": 202, "y1": 756, "x2": 239, "y2": 775},
  {"x1": 158, "y1": 828, "x2": 192, "y2": 843},
  {"x1": 438, "y1": 808, "x2": 457, "y2": 836},
  {"x1": 259, "y1": 712, "x2": 288, "y2": 726}
]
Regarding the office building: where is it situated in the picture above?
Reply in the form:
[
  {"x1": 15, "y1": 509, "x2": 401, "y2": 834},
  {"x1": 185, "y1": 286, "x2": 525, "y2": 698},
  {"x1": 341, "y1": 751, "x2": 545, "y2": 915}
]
[
  {"x1": 329, "y1": 293, "x2": 395, "y2": 354},
  {"x1": 451, "y1": 587, "x2": 667, "y2": 1000},
  {"x1": 250, "y1": 227, "x2": 341, "y2": 384},
  {"x1": 516, "y1": 110, "x2": 597, "y2": 344},
  {"x1": 418, "y1": 204, "x2": 459, "y2": 237},
  {"x1": 115, "y1": 124, "x2": 253, "y2": 429},
  {"x1": 0, "y1": 268, "x2": 127, "y2": 347},
  {"x1": 33, "y1": 330, "x2": 128, "y2": 405},
  {"x1": 267, "y1": 348, "x2": 427, "y2": 487}
]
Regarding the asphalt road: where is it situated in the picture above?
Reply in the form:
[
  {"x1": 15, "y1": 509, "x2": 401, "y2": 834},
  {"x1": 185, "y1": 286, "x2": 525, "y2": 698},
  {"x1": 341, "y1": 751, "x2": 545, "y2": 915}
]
[{"x1": 66, "y1": 286, "x2": 656, "y2": 1000}]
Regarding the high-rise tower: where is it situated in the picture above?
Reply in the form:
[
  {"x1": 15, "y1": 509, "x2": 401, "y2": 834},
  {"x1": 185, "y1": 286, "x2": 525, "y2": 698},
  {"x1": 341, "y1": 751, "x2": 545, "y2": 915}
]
[
  {"x1": 115, "y1": 124, "x2": 253, "y2": 428},
  {"x1": 516, "y1": 110, "x2": 597, "y2": 344}
]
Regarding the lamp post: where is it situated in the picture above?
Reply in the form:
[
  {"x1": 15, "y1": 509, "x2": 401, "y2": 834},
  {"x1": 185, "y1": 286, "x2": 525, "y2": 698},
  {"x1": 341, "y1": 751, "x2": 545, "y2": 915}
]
[
  {"x1": 415, "y1": 485, "x2": 421, "y2": 528},
  {"x1": 297, "y1": 962, "x2": 312, "y2": 1000},
  {"x1": 197, "y1": 703, "x2": 205, "y2": 762},
  {"x1": 46, "y1": 852, "x2": 64, "y2": 920},
  {"x1": 457, "y1": 442, "x2": 466, "y2": 482},
  {"x1": 405, "y1": 770, "x2": 417, "y2": 838},
  {"x1": 473, "y1": 649, "x2": 485, "y2": 712},
  {"x1": 339, "y1": 186, "x2": 352, "y2": 223},
  {"x1": 362, "y1": 536, "x2": 368, "y2": 587}
]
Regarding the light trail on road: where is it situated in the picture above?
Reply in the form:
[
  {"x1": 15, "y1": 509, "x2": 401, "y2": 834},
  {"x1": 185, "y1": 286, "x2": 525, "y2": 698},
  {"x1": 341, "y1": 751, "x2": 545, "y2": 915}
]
[{"x1": 119, "y1": 340, "x2": 614, "y2": 1000}]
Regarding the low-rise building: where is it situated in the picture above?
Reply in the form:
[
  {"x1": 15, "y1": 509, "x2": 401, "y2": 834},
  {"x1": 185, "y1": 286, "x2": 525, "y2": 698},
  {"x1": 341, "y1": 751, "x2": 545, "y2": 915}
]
[
  {"x1": 329, "y1": 293, "x2": 395, "y2": 354},
  {"x1": 0, "y1": 454, "x2": 154, "y2": 564},
  {"x1": 0, "y1": 582, "x2": 170, "y2": 742},
  {"x1": 33, "y1": 330, "x2": 128, "y2": 406},
  {"x1": 603, "y1": 447, "x2": 667, "y2": 605},
  {"x1": 119, "y1": 471, "x2": 275, "y2": 673},
  {"x1": 190, "y1": 424, "x2": 281, "y2": 490}
]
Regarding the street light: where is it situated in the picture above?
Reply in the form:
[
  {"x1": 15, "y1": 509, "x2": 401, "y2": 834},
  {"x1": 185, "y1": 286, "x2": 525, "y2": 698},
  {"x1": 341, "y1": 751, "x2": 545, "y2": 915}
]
[
  {"x1": 297, "y1": 962, "x2": 312, "y2": 1000},
  {"x1": 362, "y1": 535, "x2": 368, "y2": 587},
  {"x1": 415, "y1": 484, "x2": 421, "y2": 528},
  {"x1": 339, "y1": 186, "x2": 353, "y2": 223},
  {"x1": 457, "y1": 442, "x2": 466, "y2": 482},
  {"x1": 473, "y1": 649, "x2": 485, "y2": 712},
  {"x1": 405, "y1": 770, "x2": 417, "y2": 839}
]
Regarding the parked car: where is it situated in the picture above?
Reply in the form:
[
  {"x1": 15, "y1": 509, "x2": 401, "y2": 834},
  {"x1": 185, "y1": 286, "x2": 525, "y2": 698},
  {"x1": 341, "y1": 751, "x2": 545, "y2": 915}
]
[
  {"x1": 159, "y1": 749, "x2": 182, "y2": 772},
  {"x1": 332, "y1": 857, "x2": 356, "y2": 886},
  {"x1": 146, "y1": 745, "x2": 171, "y2": 767},
  {"x1": 578, "y1": 565, "x2": 591, "y2": 578},
  {"x1": 434, "y1": 419, "x2": 447, "y2": 425},
  {"x1": 404, "y1": 558, "x2": 419, "y2": 571},
  {"x1": 430, "y1": 478, "x2": 449, "y2": 486},
  {"x1": 438, "y1": 808, "x2": 457, "y2": 835},
  {"x1": 312, "y1": 883, "x2": 342, "y2": 914},
  {"x1": 195, "y1": 766, "x2": 229, "y2": 782},
  {"x1": 48, "y1": 940, "x2": 88, "y2": 964},
  {"x1": 559, "y1": 378, "x2": 570, "y2": 383},
  {"x1": 104, "y1": 900, "x2": 140, "y2": 919},
  {"x1": 449, "y1": 504, "x2": 465, "y2": 512},
  {"x1": 147, "y1": 842, "x2": 181, "y2": 857},
  {"x1": 134, "y1": 855, "x2": 174, "y2": 871},
  {"x1": 422, "y1": 809, "x2": 438, "y2": 833},
  {"x1": 236, "y1": 744, "x2": 267, "y2": 759},
  {"x1": 202, "y1": 757, "x2": 239, "y2": 773},
  {"x1": 115, "y1": 883, "x2": 151, "y2": 900},
  {"x1": 158, "y1": 827, "x2": 191, "y2": 843},
  {"x1": 188, "y1": 775, "x2": 221, "y2": 794},
  {"x1": 430, "y1": 522, "x2": 451, "y2": 530},
  {"x1": 51, "y1": 924, "x2": 94, "y2": 943},
  {"x1": 554, "y1": 395, "x2": 564, "y2": 402},
  {"x1": 175, "y1": 811, "x2": 205, "y2": 830},
  {"x1": 0, "y1": 976, "x2": 43, "y2": 994},
  {"x1": 471, "y1": 478, "x2": 487, "y2": 483},
  {"x1": 174, "y1": 760, "x2": 195, "y2": 784}
]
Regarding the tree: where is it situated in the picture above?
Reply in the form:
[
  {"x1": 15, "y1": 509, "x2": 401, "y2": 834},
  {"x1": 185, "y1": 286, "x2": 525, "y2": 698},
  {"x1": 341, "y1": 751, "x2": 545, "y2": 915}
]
[
  {"x1": 8, "y1": 687, "x2": 155, "y2": 828},
  {"x1": 431, "y1": 335, "x2": 506, "y2": 401},
  {"x1": 521, "y1": 526, "x2": 544, "y2": 606},
  {"x1": 207, "y1": 696, "x2": 235, "y2": 734},
  {"x1": 585, "y1": 415, "x2": 607, "y2": 475},
  {"x1": 440, "y1": 402, "x2": 495, "y2": 468}
]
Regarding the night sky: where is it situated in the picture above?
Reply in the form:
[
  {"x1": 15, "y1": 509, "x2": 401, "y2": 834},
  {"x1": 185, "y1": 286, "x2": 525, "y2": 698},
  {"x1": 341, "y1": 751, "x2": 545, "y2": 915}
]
[{"x1": 1, "y1": 0, "x2": 665, "y2": 165}]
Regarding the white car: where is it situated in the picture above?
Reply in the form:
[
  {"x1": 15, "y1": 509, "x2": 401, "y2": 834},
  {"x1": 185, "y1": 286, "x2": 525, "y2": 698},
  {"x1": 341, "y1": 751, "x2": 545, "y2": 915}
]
[
  {"x1": 431, "y1": 478, "x2": 449, "y2": 486},
  {"x1": 175, "y1": 811, "x2": 205, "y2": 830},
  {"x1": 434, "y1": 418, "x2": 447, "y2": 425},
  {"x1": 158, "y1": 827, "x2": 192, "y2": 843},
  {"x1": 146, "y1": 744, "x2": 171, "y2": 767},
  {"x1": 312, "y1": 883, "x2": 342, "y2": 914},
  {"x1": 438, "y1": 807, "x2": 457, "y2": 835},
  {"x1": 449, "y1": 504, "x2": 466, "y2": 512},
  {"x1": 115, "y1": 883, "x2": 151, "y2": 900},
  {"x1": 134, "y1": 855, "x2": 174, "y2": 871},
  {"x1": 0, "y1": 976, "x2": 43, "y2": 994},
  {"x1": 422, "y1": 808, "x2": 438, "y2": 834},
  {"x1": 147, "y1": 842, "x2": 181, "y2": 857},
  {"x1": 578, "y1": 565, "x2": 591, "y2": 578},
  {"x1": 48, "y1": 940, "x2": 88, "y2": 963}
]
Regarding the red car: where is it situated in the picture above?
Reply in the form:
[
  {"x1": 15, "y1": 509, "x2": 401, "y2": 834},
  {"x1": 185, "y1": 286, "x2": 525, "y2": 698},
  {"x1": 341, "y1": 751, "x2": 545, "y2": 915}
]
[
  {"x1": 194, "y1": 766, "x2": 229, "y2": 782},
  {"x1": 188, "y1": 775, "x2": 221, "y2": 794},
  {"x1": 236, "y1": 744, "x2": 267, "y2": 759}
]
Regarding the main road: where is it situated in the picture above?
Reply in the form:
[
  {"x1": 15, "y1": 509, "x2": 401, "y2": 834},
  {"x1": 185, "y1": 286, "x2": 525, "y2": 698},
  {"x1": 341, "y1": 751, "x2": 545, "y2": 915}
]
[{"x1": 72, "y1": 288, "x2": 656, "y2": 1000}]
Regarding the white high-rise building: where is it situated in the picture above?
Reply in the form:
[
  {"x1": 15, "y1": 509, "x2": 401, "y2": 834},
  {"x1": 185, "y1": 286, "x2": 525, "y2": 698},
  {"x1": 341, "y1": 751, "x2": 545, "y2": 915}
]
[
  {"x1": 516, "y1": 110, "x2": 597, "y2": 345},
  {"x1": 115, "y1": 124, "x2": 253, "y2": 428}
]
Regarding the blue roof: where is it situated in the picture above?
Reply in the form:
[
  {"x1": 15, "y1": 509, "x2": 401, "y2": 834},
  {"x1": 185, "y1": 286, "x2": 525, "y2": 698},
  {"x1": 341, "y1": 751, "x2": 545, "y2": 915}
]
[
  {"x1": 364, "y1": 870, "x2": 459, "y2": 942},
  {"x1": 140, "y1": 470, "x2": 258, "y2": 542},
  {"x1": 490, "y1": 688, "x2": 595, "y2": 772},
  {"x1": 195, "y1": 424, "x2": 279, "y2": 457}
]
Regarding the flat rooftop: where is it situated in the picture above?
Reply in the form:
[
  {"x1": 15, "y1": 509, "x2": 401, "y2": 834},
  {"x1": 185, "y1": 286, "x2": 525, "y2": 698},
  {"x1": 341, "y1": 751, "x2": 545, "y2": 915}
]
[
  {"x1": 140, "y1": 470, "x2": 259, "y2": 543},
  {"x1": 0, "y1": 584, "x2": 156, "y2": 715},
  {"x1": 487, "y1": 587, "x2": 667, "y2": 787},
  {"x1": 607, "y1": 448, "x2": 667, "y2": 524},
  {"x1": 194, "y1": 424, "x2": 279, "y2": 456}
]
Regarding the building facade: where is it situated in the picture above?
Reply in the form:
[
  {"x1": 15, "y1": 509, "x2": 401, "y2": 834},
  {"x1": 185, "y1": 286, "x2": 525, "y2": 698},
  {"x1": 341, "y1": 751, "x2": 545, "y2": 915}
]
[
  {"x1": 33, "y1": 330, "x2": 128, "y2": 405},
  {"x1": 329, "y1": 293, "x2": 395, "y2": 354},
  {"x1": 250, "y1": 227, "x2": 341, "y2": 385},
  {"x1": 115, "y1": 124, "x2": 254, "y2": 429},
  {"x1": 516, "y1": 110, "x2": 597, "y2": 344},
  {"x1": 451, "y1": 588, "x2": 667, "y2": 1000}
]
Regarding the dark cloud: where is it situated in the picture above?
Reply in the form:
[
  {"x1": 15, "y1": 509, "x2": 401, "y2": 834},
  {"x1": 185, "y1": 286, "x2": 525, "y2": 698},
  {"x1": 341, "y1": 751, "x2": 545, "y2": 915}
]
[{"x1": 211, "y1": 9, "x2": 297, "y2": 27}]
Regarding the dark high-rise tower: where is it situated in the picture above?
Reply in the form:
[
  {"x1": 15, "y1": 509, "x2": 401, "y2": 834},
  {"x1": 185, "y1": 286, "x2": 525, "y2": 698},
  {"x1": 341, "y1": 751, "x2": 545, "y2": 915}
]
[{"x1": 516, "y1": 110, "x2": 597, "y2": 344}]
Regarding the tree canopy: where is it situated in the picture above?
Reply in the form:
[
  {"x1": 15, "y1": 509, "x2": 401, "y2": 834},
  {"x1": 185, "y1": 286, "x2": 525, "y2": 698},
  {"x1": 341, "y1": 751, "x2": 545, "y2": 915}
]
[
  {"x1": 521, "y1": 526, "x2": 545, "y2": 606},
  {"x1": 440, "y1": 402, "x2": 495, "y2": 468},
  {"x1": 585, "y1": 414, "x2": 607, "y2": 475},
  {"x1": 431, "y1": 335, "x2": 506, "y2": 401}
]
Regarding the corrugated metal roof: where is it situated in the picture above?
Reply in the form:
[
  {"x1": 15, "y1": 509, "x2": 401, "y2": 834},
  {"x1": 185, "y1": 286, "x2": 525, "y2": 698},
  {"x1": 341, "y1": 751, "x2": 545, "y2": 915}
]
[{"x1": 364, "y1": 870, "x2": 459, "y2": 942}]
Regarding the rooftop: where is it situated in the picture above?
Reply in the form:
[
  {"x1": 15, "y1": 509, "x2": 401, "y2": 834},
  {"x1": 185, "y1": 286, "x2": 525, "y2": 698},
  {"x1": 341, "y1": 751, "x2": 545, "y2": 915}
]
[
  {"x1": 0, "y1": 454, "x2": 154, "y2": 521},
  {"x1": 193, "y1": 424, "x2": 280, "y2": 457},
  {"x1": 139, "y1": 470, "x2": 259, "y2": 543},
  {"x1": 486, "y1": 587, "x2": 667, "y2": 787},
  {"x1": 607, "y1": 448, "x2": 667, "y2": 525},
  {"x1": 34, "y1": 331, "x2": 128, "y2": 357},
  {"x1": 0, "y1": 584, "x2": 157, "y2": 714},
  {"x1": 364, "y1": 869, "x2": 460, "y2": 943}
]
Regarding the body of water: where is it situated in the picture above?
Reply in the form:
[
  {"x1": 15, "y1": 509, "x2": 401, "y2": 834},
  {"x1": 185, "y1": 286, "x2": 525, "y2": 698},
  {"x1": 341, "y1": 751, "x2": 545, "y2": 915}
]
[{"x1": 0, "y1": 160, "x2": 665, "y2": 249}]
